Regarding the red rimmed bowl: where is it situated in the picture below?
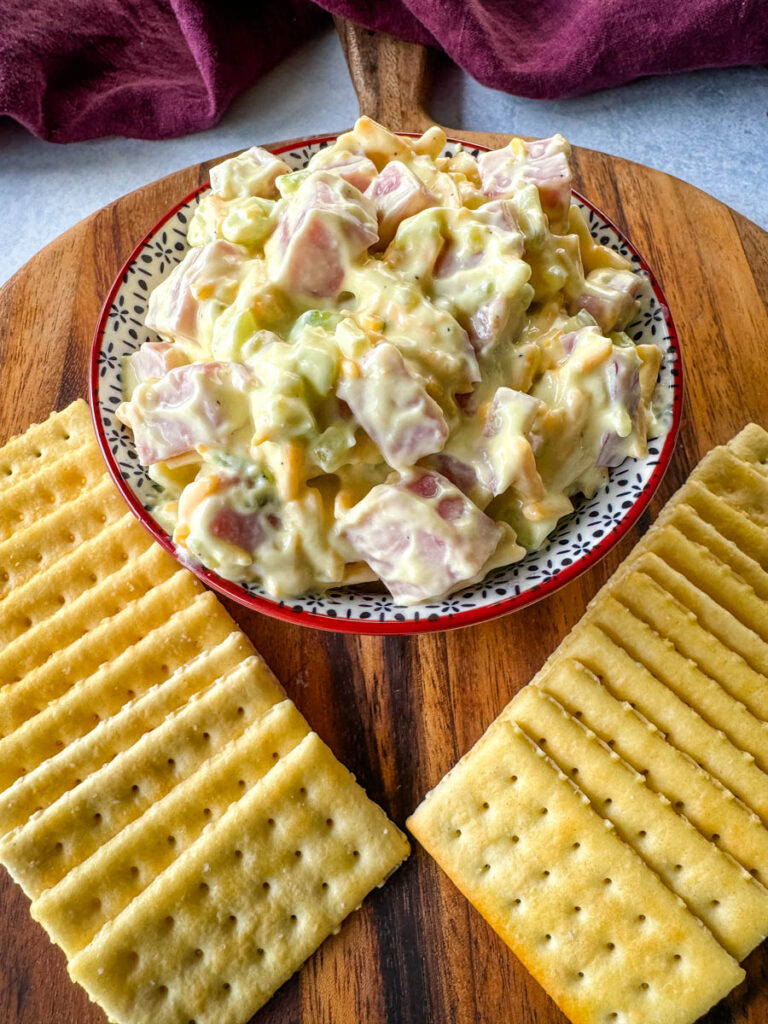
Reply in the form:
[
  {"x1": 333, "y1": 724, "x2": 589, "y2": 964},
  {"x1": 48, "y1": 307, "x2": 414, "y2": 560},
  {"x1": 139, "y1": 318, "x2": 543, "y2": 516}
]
[{"x1": 90, "y1": 132, "x2": 683, "y2": 635}]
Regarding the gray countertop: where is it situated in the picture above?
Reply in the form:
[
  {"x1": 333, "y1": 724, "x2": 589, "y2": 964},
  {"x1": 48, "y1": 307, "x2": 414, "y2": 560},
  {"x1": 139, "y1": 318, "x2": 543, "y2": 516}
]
[{"x1": 1, "y1": 26, "x2": 766, "y2": 288}]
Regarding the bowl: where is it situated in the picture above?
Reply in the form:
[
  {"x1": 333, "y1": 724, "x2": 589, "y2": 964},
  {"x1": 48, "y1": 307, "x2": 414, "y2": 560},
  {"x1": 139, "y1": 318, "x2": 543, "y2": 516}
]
[{"x1": 90, "y1": 132, "x2": 683, "y2": 634}]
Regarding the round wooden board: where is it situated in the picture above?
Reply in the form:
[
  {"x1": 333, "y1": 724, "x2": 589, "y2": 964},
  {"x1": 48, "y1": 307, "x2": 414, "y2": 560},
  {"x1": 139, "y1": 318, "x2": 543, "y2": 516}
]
[{"x1": 1, "y1": 24, "x2": 767, "y2": 1024}]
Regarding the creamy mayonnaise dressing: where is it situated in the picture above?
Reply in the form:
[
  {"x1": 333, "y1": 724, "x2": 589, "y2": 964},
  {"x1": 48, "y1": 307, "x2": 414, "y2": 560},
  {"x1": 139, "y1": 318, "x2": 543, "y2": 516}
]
[{"x1": 117, "y1": 118, "x2": 661, "y2": 605}]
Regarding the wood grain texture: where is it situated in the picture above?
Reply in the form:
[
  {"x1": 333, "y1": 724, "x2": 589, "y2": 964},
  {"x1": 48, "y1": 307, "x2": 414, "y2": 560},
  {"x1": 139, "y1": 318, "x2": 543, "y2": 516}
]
[{"x1": 1, "y1": 19, "x2": 768, "y2": 1024}]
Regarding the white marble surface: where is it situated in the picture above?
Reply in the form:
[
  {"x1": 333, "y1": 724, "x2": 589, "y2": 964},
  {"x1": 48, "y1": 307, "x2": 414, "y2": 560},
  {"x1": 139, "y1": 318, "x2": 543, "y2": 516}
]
[{"x1": 1, "y1": 25, "x2": 766, "y2": 288}]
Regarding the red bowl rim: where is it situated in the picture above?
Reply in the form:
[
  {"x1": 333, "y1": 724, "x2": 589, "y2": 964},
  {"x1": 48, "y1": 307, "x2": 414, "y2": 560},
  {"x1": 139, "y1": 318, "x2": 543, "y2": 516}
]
[{"x1": 90, "y1": 131, "x2": 684, "y2": 635}]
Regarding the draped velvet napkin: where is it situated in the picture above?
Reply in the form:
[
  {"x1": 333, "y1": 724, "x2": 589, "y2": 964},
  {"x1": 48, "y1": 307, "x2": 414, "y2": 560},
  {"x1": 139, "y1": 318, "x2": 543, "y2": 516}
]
[{"x1": 1, "y1": 0, "x2": 766, "y2": 142}]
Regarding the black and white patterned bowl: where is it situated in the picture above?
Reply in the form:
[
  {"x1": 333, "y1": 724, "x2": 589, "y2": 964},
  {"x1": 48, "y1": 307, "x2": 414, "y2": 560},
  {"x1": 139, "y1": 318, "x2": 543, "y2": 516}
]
[{"x1": 90, "y1": 132, "x2": 683, "y2": 635}]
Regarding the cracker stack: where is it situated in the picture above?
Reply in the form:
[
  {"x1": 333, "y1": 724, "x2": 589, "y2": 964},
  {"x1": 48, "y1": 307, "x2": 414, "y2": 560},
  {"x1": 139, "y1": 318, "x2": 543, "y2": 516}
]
[
  {"x1": 0, "y1": 401, "x2": 409, "y2": 1024},
  {"x1": 409, "y1": 424, "x2": 768, "y2": 1024}
]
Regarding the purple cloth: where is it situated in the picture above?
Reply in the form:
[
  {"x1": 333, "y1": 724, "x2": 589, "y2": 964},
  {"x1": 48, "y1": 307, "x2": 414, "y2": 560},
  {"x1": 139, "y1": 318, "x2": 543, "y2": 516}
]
[
  {"x1": 0, "y1": 0, "x2": 324, "y2": 142},
  {"x1": 318, "y1": 0, "x2": 768, "y2": 99},
  {"x1": 1, "y1": 0, "x2": 766, "y2": 142}
]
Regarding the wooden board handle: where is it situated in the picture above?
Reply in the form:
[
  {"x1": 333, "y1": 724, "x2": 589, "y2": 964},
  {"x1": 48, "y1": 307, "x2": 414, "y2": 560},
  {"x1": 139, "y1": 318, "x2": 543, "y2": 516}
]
[{"x1": 334, "y1": 16, "x2": 432, "y2": 132}]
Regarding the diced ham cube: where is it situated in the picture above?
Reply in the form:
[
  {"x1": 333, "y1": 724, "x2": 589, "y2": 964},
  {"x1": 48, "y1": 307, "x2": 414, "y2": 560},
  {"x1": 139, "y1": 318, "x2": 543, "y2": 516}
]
[
  {"x1": 365, "y1": 161, "x2": 436, "y2": 246},
  {"x1": 176, "y1": 474, "x2": 282, "y2": 573},
  {"x1": 337, "y1": 469, "x2": 504, "y2": 604},
  {"x1": 571, "y1": 268, "x2": 644, "y2": 333},
  {"x1": 265, "y1": 171, "x2": 378, "y2": 299},
  {"x1": 307, "y1": 144, "x2": 378, "y2": 192},
  {"x1": 146, "y1": 240, "x2": 251, "y2": 352},
  {"x1": 474, "y1": 199, "x2": 521, "y2": 237},
  {"x1": 428, "y1": 205, "x2": 528, "y2": 355},
  {"x1": 209, "y1": 146, "x2": 291, "y2": 200},
  {"x1": 117, "y1": 362, "x2": 252, "y2": 465},
  {"x1": 337, "y1": 343, "x2": 449, "y2": 469},
  {"x1": 479, "y1": 388, "x2": 546, "y2": 498},
  {"x1": 468, "y1": 295, "x2": 516, "y2": 355},
  {"x1": 427, "y1": 453, "x2": 478, "y2": 496},
  {"x1": 596, "y1": 348, "x2": 643, "y2": 468},
  {"x1": 483, "y1": 387, "x2": 541, "y2": 441},
  {"x1": 128, "y1": 342, "x2": 188, "y2": 383},
  {"x1": 478, "y1": 135, "x2": 572, "y2": 231}
]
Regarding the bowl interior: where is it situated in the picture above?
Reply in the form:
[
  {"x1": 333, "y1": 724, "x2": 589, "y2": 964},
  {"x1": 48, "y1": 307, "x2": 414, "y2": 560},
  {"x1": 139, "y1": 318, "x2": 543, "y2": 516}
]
[{"x1": 92, "y1": 134, "x2": 682, "y2": 634}]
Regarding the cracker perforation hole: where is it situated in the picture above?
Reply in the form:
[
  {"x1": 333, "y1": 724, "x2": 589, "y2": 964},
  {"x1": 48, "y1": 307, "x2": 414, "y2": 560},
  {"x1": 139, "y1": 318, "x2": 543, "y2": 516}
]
[{"x1": 482, "y1": 801, "x2": 490, "y2": 810}]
